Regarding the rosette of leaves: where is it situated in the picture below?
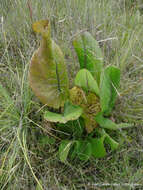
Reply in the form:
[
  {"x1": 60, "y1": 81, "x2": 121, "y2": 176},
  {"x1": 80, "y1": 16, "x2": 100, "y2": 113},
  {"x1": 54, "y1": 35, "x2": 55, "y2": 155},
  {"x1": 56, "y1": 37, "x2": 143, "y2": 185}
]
[{"x1": 29, "y1": 20, "x2": 132, "y2": 163}]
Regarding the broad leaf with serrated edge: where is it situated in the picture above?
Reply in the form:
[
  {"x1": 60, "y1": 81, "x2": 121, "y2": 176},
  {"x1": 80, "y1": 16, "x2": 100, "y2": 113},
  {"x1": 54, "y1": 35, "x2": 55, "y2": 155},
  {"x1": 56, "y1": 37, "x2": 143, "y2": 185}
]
[{"x1": 29, "y1": 20, "x2": 69, "y2": 109}]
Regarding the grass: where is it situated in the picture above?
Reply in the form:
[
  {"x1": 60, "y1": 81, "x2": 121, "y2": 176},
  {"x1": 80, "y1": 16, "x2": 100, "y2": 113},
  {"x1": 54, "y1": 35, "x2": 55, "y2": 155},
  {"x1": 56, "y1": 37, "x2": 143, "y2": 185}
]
[{"x1": 0, "y1": 0, "x2": 143, "y2": 189}]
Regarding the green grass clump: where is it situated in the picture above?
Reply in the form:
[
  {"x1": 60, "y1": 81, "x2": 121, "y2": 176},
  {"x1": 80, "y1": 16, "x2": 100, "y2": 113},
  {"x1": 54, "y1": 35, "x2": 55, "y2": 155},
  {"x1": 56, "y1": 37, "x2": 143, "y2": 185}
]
[{"x1": 0, "y1": 0, "x2": 143, "y2": 189}]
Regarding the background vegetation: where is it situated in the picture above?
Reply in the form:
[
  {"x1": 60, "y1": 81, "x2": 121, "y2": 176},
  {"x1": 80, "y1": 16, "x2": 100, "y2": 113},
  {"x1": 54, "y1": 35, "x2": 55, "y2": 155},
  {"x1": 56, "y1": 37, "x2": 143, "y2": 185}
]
[{"x1": 0, "y1": 0, "x2": 143, "y2": 189}]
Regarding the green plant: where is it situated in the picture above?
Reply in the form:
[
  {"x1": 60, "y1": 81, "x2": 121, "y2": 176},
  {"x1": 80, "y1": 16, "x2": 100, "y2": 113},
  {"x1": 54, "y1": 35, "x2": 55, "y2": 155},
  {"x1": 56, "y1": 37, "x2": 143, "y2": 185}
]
[{"x1": 28, "y1": 20, "x2": 132, "y2": 162}]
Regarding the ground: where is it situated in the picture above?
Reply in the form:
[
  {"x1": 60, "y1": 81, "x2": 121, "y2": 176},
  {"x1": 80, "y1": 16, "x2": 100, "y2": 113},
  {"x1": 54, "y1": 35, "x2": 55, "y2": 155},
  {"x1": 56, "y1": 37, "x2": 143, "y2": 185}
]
[{"x1": 0, "y1": 0, "x2": 143, "y2": 189}]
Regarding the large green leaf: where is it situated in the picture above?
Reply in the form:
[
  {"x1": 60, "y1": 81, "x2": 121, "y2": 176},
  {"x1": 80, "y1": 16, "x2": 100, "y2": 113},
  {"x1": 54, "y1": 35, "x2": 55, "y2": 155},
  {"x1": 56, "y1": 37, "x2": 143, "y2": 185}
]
[
  {"x1": 90, "y1": 136, "x2": 106, "y2": 158},
  {"x1": 29, "y1": 20, "x2": 69, "y2": 109},
  {"x1": 74, "y1": 69, "x2": 100, "y2": 96},
  {"x1": 44, "y1": 101, "x2": 83, "y2": 123},
  {"x1": 73, "y1": 32, "x2": 103, "y2": 84},
  {"x1": 76, "y1": 141, "x2": 92, "y2": 161},
  {"x1": 95, "y1": 112, "x2": 133, "y2": 130},
  {"x1": 70, "y1": 140, "x2": 92, "y2": 161},
  {"x1": 99, "y1": 129, "x2": 119, "y2": 151},
  {"x1": 105, "y1": 135, "x2": 119, "y2": 151},
  {"x1": 59, "y1": 140, "x2": 73, "y2": 162},
  {"x1": 70, "y1": 140, "x2": 81, "y2": 160},
  {"x1": 100, "y1": 65, "x2": 120, "y2": 115}
]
